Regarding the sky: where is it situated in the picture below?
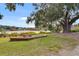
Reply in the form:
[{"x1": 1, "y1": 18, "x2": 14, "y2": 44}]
[
  {"x1": 0, "y1": 3, "x2": 35, "y2": 28},
  {"x1": 0, "y1": 3, "x2": 79, "y2": 28}
]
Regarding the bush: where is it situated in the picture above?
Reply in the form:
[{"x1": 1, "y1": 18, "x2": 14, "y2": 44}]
[
  {"x1": 0, "y1": 31, "x2": 9, "y2": 37},
  {"x1": 9, "y1": 33, "x2": 19, "y2": 37},
  {"x1": 20, "y1": 32, "x2": 38, "y2": 35},
  {"x1": 71, "y1": 30, "x2": 79, "y2": 32},
  {"x1": 39, "y1": 31, "x2": 50, "y2": 34},
  {"x1": 0, "y1": 34, "x2": 6, "y2": 37}
]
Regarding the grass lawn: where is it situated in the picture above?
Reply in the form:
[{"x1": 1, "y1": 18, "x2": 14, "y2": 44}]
[
  {"x1": 0, "y1": 34, "x2": 78, "y2": 56},
  {"x1": 71, "y1": 26, "x2": 79, "y2": 32}
]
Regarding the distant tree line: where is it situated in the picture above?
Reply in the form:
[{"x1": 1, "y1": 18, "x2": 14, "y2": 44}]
[{"x1": 0, "y1": 25, "x2": 27, "y2": 31}]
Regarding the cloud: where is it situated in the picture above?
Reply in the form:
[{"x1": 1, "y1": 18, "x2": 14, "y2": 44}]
[{"x1": 20, "y1": 17, "x2": 27, "y2": 21}]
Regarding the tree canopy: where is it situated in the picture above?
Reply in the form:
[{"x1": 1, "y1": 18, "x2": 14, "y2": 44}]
[{"x1": 27, "y1": 3, "x2": 79, "y2": 33}]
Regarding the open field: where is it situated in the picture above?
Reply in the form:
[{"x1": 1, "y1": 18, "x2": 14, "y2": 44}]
[
  {"x1": 0, "y1": 33, "x2": 78, "y2": 56},
  {"x1": 71, "y1": 25, "x2": 79, "y2": 32}
]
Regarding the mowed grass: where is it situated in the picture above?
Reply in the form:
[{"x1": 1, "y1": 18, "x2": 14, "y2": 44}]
[
  {"x1": 71, "y1": 26, "x2": 79, "y2": 32},
  {"x1": 0, "y1": 34, "x2": 78, "y2": 56}
]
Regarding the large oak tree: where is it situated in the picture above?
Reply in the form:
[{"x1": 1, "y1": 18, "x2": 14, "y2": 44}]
[{"x1": 27, "y1": 3, "x2": 79, "y2": 33}]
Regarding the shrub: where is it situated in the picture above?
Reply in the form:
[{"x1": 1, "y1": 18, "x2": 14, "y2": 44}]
[
  {"x1": 39, "y1": 31, "x2": 50, "y2": 34},
  {"x1": 0, "y1": 31, "x2": 8, "y2": 37},
  {"x1": 0, "y1": 34, "x2": 6, "y2": 37},
  {"x1": 71, "y1": 30, "x2": 79, "y2": 32},
  {"x1": 9, "y1": 33, "x2": 19, "y2": 37},
  {"x1": 20, "y1": 32, "x2": 38, "y2": 35}
]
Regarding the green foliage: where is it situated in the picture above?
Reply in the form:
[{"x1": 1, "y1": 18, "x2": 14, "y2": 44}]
[
  {"x1": 8, "y1": 31, "x2": 50, "y2": 37},
  {"x1": 71, "y1": 30, "x2": 79, "y2": 32},
  {"x1": 0, "y1": 28, "x2": 7, "y2": 37},
  {"x1": 20, "y1": 32, "x2": 38, "y2": 35},
  {"x1": 48, "y1": 24, "x2": 53, "y2": 31},
  {"x1": 71, "y1": 25, "x2": 79, "y2": 32},
  {"x1": 9, "y1": 33, "x2": 19, "y2": 37},
  {"x1": 5, "y1": 3, "x2": 24, "y2": 11},
  {"x1": 0, "y1": 31, "x2": 50, "y2": 37},
  {"x1": 39, "y1": 31, "x2": 50, "y2": 34},
  {"x1": 0, "y1": 14, "x2": 3, "y2": 19},
  {"x1": 27, "y1": 3, "x2": 79, "y2": 32}
]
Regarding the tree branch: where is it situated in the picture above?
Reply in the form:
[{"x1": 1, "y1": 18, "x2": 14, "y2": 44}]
[
  {"x1": 59, "y1": 20, "x2": 65, "y2": 26},
  {"x1": 69, "y1": 15, "x2": 79, "y2": 24}
]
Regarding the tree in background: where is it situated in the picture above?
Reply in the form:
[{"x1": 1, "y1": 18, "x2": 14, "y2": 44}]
[{"x1": 27, "y1": 3, "x2": 79, "y2": 33}]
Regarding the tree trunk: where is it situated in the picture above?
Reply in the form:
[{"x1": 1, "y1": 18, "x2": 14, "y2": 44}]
[{"x1": 63, "y1": 24, "x2": 72, "y2": 33}]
